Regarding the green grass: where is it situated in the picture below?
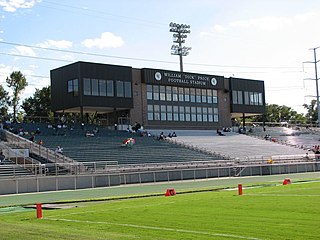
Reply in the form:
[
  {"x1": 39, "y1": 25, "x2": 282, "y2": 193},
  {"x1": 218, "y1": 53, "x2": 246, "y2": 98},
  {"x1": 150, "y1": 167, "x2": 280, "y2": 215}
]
[{"x1": 1, "y1": 181, "x2": 320, "y2": 239}]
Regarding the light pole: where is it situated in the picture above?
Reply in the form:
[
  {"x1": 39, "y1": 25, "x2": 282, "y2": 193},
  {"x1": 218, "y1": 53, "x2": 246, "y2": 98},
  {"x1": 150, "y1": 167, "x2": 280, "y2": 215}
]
[
  {"x1": 169, "y1": 22, "x2": 191, "y2": 72},
  {"x1": 306, "y1": 47, "x2": 320, "y2": 127}
]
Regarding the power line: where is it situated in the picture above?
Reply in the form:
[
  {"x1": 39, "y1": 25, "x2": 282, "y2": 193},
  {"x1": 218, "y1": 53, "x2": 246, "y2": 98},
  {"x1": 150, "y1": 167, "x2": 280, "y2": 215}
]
[
  {"x1": 0, "y1": 52, "x2": 73, "y2": 63},
  {"x1": 0, "y1": 41, "x2": 304, "y2": 70},
  {"x1": 38, "y1": 1, "x2": 165, "y2": 29}
]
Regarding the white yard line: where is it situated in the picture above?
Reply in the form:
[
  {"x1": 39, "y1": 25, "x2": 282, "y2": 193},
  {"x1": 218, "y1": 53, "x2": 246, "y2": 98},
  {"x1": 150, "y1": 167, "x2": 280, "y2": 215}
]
[{"x1": 43, "y1": 217, "x2": 262, "y2": 240}]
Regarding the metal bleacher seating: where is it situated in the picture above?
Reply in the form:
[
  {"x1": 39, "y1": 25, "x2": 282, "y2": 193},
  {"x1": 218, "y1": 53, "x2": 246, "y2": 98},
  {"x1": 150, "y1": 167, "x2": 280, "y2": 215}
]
[{"x1": 13, "y1": 123, "x2": 222, "y2": 165}]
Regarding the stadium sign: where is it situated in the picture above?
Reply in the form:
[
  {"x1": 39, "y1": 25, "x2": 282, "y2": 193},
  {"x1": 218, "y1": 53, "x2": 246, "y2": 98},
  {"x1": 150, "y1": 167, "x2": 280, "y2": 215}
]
[{"x1": 142, "y1": 68, "x2": 224, "y2": 89}]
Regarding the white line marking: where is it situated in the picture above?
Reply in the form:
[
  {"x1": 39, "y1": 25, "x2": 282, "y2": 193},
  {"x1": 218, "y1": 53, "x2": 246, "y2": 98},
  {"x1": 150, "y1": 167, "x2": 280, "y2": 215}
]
[{"x1": 43, "y1": 217, "x2": 262, "y2": 240}]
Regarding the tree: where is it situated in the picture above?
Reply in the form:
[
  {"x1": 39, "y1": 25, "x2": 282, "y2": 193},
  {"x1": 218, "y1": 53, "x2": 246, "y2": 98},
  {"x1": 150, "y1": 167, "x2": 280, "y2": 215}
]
[
  {"x1": 0, "y1": 84, "x2": 10, "y2": 120},
  {"x1": 6, "y1": 71, "x2": 28, "y2": 122},
  {"x1": 303, "y1": 99, "x2": 317, "y2": 123},
  {"x1": 22, "y1": 86, "x2": 51, "y2": 119},
  {"x1": 251, "y1": 103, "x2": 306, "y2": 124}
]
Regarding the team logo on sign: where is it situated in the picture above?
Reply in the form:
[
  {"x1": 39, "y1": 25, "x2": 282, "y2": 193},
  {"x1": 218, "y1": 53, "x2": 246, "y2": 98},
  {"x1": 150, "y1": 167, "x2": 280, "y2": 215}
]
[
  {"x1": 155, "y1": 72, "x2": 162, "y2": 81},
  {"x1": 211, "y1": 77, "x2": 217, "y2": 86}
]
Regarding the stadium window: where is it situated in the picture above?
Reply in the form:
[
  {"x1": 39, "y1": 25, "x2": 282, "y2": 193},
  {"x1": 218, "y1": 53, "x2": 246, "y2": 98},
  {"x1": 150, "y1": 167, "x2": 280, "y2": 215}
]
[
  {"x1": 91, "y1": 79, "x2": 99, "y2": 96},
  {"x1": 172, "y1": 87, "x2": 178, "y2": 101},
  {"x1": 160, "y1": 86, "x2": 166, "y2": 101},
  {"x1": 166, "y1": 86, "x2": 172, "y2": 101},
  {"x1": 154, "y1": 105, "x2": 160, "y2": 120},
  {"x1": 258, "y1": 93, "x2": 263, "y2": 105},
  {"x1": 147, "y1": 85, "x2": 153, "y2": 100},
  {"x1": 190, "y1": 88, "x2": 196, "y2": 102},
  {"x1": 73, "y1": 79, "x2": 79, "y2": 96},
  {"x1": 124, "y1": 81, "x2": 132, "y2": 98},
  {"x1": 184, "y1": 88, "x2": 190, "y2": 102},
  {"x1": 213, "y1": 108, "x2": 219, "y2": 122},
  {"x1": 116, "y1": 81, "x2": 124, "y2": 97},
  {"x1": 161, "y1": 105, "x2": 167, "y2": 121},
  {"x1": 173, "y1": 106, "x2": 179, "y2": 121},
  {"x1": 107, "y1": 80, "x2": 114, "y2": 97},
  {"x1": 191, "y1": 107, "x2": 196, "y2": 122},
  {"x1": 232, "y1": 91, "x2": 238, "y2": 104},
  {"x1": 147, "y1": 105, "x2": 153, "y2": 120},
  {"x1": 68, "y1": 79, "x2": 79, "y2": 96},
  {"x1": 185, "y1": 106, "x2": 191, "y2": 121},
  {"x1": 83, "y1": 78, "x2": 91, "y2": 96},
  {"x1": 202, "y1": 107, "x2": 208, "y2": 122},
  {"x1": 244, "y1": 91, "x2": 249, "y2": 105},
  {"x1": 178, "y1": 87, "x2": 184, "y2": 101},
  {"x1": 179, "y1": 106, "x2": 185, "y2": 121},
  {"x1": 208, "y1": 108, "x2": 213, "y2": 122},
  {"x1": 153, "y1": 85, "x2": 159, "y2": 100},
  {"x1": 249, "y1": 92, "x2": 254, "y2": 105},
  {"x1": 197, "y1": 107, "x2": 202, "y2": 122},
  {"x1": 68, "y1": 80, "x2": 72, "y2": 93},
  {"x1": 202, "y1": 89, "x2": 207, "y2": 103},
  {"x1": 207, "y1": 89, "x2": 212, "y2": 103},
  {"x1": 254, "y1": 92, "x2": 259, "y2": 105},
  {"x1": 99, "y1": 80, "x2": 106, "y2": 96},
  {"x1": 196, "y1": 89, "x2": 201, "y2": 103},
  {"x1": 167, "y1": 105, "x2": 173, "y2": 121},
  {"x1": 212, "y1": 90, "x2": 218, "y2": 103},
  {"x1": 237, "y1": 91, "x2": 243, "y2": 104}
]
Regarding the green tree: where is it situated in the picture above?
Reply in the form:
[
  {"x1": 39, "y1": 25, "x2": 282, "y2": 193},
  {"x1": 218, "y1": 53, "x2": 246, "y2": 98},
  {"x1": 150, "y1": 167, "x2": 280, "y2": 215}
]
[
  {"x1": 303, "y1": 99, "x2": 317, "y2": 123},
  {"x1": 6, "y1": 71, "x2": 28, "y2": 122},
  {"x1": 22, "y1": 86, "x2": 51, "y2": 118},
  {"x1": 252, "y1": 104, "x2": 306, "y2": 124},
  {"x1": 0, "y1": 84, "x2": 10, "y2": 120}
]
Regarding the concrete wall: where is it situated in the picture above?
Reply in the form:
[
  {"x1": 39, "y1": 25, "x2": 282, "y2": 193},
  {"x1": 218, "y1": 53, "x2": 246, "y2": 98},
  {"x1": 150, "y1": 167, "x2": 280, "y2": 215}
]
[{"x1": 1, "y1": 163, "x2": 319, "y2": 195}]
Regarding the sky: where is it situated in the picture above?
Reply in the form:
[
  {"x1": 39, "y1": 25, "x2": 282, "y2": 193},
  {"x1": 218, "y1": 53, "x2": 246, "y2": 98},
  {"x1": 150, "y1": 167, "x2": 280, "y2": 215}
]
[{"x1": 1, "y1": 0, "x2": 320, "y2": 114}]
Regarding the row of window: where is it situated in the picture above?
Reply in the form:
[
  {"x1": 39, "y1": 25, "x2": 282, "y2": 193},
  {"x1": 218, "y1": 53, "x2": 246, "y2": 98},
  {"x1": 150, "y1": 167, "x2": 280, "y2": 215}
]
[
  {"x1": 147, "y1": 85, "x2": 218, "y2": 104},
  {"x1": 147, "y1": 105, "x2": 219, "y2": 122},
  {"x1": 232, "y1": 90, "x2": 263, "y2": 106},
  {"x1": 68, "y1": 78, "x2": 132, "y2": 98}
]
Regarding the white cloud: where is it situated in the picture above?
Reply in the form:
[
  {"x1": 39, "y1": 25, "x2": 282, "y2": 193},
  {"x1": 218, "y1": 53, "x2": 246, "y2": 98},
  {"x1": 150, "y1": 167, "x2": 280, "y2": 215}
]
[
  {"x1": 12, "y1": 46, "x2": 36, "y2": 57},
  {"x1": 82, "y1": 32, "x2": 124, "y2": 49},
  {"x1": 202, "y1": 10, "x2": 320, "y2": 35},
  {"x1": 38, "y1": 39, "x2": 73, "y2": 49},
  {"x1": 0, "y1": 0, "x2": 41, "y2": 12}
]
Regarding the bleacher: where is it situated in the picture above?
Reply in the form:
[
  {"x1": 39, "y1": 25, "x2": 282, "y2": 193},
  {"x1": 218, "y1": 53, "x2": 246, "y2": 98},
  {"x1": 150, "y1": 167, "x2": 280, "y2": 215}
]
[
  {"x1": 11, "y1": 123, "x2": 222, "y2": 165},
  {"x1": 0, "y1": 159, "x2": 34, "y2": 177}
]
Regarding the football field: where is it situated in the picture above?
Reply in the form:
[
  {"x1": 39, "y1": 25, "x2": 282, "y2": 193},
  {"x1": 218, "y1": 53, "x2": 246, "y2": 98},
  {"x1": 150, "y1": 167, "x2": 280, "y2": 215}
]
[{"x1": 1, "y1": 179, "x2": 320, "y2": 239}]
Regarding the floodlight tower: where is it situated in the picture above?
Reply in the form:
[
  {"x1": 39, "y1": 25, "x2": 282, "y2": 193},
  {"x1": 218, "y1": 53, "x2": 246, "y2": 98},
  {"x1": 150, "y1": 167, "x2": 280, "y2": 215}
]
[
  {"x1": 305, "y1": 47, "x2": 320, "y2": 127},
  {"x1": 169, "y1": 22, "x2": 191, "y2": 72}
]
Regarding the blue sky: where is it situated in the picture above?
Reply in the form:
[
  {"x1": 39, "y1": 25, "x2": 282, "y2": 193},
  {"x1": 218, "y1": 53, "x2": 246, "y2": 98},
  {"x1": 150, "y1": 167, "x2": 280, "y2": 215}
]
[{"x1": 1, "y1": 0, "x2": 320, "y2": 113}]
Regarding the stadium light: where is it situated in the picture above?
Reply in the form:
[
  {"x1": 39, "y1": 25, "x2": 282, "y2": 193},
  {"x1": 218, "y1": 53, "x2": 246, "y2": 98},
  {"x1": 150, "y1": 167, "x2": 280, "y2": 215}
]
[{"x1": 169, "y1": 22, "x2": 191, "y2": 72}]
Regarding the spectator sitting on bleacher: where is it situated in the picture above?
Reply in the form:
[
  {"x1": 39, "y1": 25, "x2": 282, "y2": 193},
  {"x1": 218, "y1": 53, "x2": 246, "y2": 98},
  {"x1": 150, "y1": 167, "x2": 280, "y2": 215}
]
[
  {"x1": 216, "y1": 129, "x2": 225, "y2": 136},
  {"x1": 0, "y1": 150, "x2": 5, "y2": 164},
  {"x1": 93, "y1": 127, "x2": 99, "y2": 135},
  {"x1": 29, "y1": 135, "x2": 35, "y2": 142},
  {"x1": 35, "y1": 128, "x2": 41, "y2": 135},
  {"x1": 85, "y1": 131, "x2": 95, "y2": 137},
  {"x1": 55, "y1": 146, "x2": 63, "y2": 154},
  {"x1": 159, "y1": 132, "x2": 166, "y2": 140}
]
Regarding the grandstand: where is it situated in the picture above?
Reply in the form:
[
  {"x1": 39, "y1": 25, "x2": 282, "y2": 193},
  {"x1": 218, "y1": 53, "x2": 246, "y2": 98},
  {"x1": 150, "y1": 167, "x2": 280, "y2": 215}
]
[
  {"x1": 0, "y1": 123, "x2": 319, "y2": 195},
  {"x1": 9, "y1": 123, "x2": 223, "y2": 165}
]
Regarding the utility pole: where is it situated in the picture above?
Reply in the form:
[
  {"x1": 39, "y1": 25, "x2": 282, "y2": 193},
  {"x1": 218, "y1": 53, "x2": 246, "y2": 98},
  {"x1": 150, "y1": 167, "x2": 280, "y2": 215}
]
[
  {"x1": 304, "y1": 47, "x2": 320, "y2": 127},
  {"x1": 169, "y1": 22, "x2": 191, "y2": 72}
]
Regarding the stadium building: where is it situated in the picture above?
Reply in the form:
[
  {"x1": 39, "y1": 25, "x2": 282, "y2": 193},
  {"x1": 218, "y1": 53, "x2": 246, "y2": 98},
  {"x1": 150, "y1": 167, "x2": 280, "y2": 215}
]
[{"x1": 51, "y1": 61, "x2": 265, "y2": 129}]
